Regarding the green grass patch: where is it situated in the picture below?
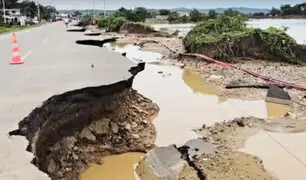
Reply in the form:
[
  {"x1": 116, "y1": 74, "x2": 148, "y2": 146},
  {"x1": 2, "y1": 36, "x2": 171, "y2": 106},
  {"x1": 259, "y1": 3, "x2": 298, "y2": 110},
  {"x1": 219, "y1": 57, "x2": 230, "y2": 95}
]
[
  {"x1": 183, "y1": 15, "x2": 304, "y2": 63},
  {"x1": 0, "y1": 25, "x2": 39, "y2": 35}
]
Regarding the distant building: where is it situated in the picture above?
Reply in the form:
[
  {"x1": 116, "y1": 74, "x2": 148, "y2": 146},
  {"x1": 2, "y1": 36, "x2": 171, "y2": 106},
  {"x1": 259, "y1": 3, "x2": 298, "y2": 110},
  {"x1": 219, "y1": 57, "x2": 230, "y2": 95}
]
[
  {"x1": 177, "y1": 11, "x2": 190, "y2": 17},
  {"x1": 0, "y1": 9, "x2": 23, "y2": 25}
]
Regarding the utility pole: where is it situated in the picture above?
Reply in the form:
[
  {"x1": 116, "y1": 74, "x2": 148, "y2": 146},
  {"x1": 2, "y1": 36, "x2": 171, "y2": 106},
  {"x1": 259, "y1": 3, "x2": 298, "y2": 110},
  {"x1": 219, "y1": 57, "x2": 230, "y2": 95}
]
[
  {"x1": 37, "y1": 0, "x2": 40, "y2": 23},
  {"x1": 103, "y1": 0, "x2": 106, "y2": 17},
  {"x1": 93, "y1": 0, "x2": 96, "y2": 18},
  {"x1": 2, "y1": 0, "x2": 6, "y2": 24}
]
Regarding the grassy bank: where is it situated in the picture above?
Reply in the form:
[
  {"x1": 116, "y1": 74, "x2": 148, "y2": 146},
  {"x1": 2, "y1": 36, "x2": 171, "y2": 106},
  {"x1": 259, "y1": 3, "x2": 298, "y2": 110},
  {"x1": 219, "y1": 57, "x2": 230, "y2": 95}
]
[
  {"x1": 0, "y1": 25, "x2": 39, "y2": 35},
  {"x1": 183, "y1": 15, "x2": 306, "y2": 63}
]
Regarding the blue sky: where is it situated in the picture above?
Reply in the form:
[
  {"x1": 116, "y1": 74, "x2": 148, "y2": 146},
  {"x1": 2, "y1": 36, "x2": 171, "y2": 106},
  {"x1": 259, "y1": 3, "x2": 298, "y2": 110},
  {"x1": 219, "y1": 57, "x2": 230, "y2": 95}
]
[{"x1": 38, "y1": 0, "x2": 306, "y2": 10}]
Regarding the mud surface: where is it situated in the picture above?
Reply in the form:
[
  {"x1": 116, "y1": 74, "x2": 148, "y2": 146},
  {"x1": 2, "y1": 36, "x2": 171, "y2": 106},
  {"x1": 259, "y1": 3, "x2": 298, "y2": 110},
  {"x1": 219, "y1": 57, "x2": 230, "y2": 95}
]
[
  {"x1": 81, "y1": 152, "x2": 144, "y2": 180},
  {"x1": 9, "y1": 63, "x2": 159, "y2": 180},
  {"x1": 177, "y1": 116, "x2": 306, "y2": 180}
]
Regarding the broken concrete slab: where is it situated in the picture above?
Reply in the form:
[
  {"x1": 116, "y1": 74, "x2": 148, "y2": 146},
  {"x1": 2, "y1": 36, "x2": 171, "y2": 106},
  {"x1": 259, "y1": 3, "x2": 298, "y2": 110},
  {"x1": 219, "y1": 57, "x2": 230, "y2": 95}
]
[
  {"x1": 139, "y1": 145, "x2": 186, "y2": 180},
  {"x1": 266, "y1": 85, "x2": 291, "y2": 105},
  {"x1": 136, "y1": 139, "x2": 215, "y2": 180}
]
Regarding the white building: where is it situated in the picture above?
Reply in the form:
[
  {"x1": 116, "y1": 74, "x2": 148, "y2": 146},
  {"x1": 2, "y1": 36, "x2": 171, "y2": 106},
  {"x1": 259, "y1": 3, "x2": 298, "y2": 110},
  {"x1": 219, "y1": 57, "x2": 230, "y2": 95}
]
[{"x1": 1, "y1": 8, "x2": 23, "y2": 25}]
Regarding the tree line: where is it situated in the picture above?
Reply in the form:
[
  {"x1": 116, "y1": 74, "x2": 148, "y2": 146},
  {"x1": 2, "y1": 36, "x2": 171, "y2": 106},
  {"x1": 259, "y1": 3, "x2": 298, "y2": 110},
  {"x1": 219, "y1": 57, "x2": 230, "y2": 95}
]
[
  {"x1": 162, "y1": 8, "x2": 246, "y2": 23},
  {"x1": 1, "y1": 0, "x2": 56, "y2": 23},
  {"x1": 251, "y1": 2, "x2": 306, "y2": 17}
]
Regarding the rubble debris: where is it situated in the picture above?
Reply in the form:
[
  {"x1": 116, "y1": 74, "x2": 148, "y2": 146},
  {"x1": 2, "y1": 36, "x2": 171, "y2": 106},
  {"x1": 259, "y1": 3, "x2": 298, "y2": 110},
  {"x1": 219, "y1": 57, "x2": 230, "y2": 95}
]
[
  {"x1": 266, "y1": 85, "x2": 292, "y2": 105},
  {"x1": 136, "y1": 139, "x2": 215, "y2": 180},
  {"x1": 9, "y1": 63, "x2": 159, "y2": 180}
]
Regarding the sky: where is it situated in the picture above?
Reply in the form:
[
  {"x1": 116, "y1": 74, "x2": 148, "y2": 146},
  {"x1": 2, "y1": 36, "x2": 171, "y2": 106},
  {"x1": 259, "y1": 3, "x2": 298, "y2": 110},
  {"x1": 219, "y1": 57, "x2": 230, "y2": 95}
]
[{"x1": 37, "y1": 0, "x2": 306, "y2": 10}]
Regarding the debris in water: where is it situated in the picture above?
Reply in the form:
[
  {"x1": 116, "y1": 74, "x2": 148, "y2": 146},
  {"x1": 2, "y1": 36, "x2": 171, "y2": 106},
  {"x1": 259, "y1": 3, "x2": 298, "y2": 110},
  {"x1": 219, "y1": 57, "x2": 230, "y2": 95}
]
[{"x1": 266, "y1": 85, "x2": 291, "y2": 105}]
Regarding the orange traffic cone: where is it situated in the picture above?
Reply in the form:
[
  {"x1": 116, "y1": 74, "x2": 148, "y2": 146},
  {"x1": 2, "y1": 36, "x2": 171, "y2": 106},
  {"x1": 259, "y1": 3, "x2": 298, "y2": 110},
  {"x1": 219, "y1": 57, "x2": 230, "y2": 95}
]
[{"x1": 10, "y1": 33, "x2": 23, "y2": 65}]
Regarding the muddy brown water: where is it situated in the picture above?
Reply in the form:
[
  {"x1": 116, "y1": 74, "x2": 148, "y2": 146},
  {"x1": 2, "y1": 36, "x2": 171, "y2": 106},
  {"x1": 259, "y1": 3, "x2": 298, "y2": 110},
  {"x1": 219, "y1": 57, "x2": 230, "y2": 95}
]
[
  {"x1": 81, "y1": 153, "x2": 144, "y2": 180},
  {"x1": 80, "y1": 45, "x2": 289, "y2": 180}
]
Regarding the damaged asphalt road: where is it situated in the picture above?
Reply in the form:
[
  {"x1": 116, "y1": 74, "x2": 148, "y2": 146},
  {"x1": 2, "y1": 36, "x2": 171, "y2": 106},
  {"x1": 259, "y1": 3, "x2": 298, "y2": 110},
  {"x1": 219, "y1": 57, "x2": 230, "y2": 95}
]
[
  {"x1": 9, "y1": 62, "x2": 160, "y2": 180},
  {"x1": 0, "y1": 22, "x2": 141, "y2": 180}
]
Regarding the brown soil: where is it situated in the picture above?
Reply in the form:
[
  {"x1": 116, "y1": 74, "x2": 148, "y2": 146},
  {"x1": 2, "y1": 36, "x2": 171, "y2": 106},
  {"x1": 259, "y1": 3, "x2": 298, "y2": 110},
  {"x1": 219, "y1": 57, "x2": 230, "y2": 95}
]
[
  {"x1": 196, "y1": 151, "x2": 276, "y2": 180},
  {"x1": 178, "y1": 116, "x2": 306, "y2": 180}
]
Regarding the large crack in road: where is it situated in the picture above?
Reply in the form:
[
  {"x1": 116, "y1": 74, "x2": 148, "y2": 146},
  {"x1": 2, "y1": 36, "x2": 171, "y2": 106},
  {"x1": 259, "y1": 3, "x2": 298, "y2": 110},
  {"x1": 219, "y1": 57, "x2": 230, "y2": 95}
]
[{"x1": 9, "y1": 62, "x2": 160, "y2": 180}]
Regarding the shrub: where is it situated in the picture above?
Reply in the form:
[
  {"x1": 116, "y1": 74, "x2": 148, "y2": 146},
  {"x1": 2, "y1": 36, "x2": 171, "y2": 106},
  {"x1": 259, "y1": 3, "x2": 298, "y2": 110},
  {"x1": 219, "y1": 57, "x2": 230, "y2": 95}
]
[
  {"x1": 183, "y1": 15, "x2": 304, "y2": 63},
  {"x1": 120, "y1": 22, "x2": 155, "y2": 34},
  {"x1": 108, "y1": 16, "x2": 126, "y2": 32},
  {"x1": 97, "y1": 17, "x2": 109, "y2": 28}
]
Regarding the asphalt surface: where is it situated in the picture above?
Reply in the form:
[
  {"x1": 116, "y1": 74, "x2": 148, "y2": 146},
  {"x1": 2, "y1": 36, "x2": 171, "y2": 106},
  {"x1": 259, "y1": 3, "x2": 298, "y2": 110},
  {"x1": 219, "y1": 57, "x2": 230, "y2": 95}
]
[{"x1": 0, "y1": 22, "x2": 135, "y2": 180}]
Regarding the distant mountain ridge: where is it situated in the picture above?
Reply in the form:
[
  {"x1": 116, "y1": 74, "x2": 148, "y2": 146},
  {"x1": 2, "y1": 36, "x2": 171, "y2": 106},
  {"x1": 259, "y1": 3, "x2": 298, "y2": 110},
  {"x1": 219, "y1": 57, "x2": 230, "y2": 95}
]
[
  {"x1": 58, "y1": 7, "x2": 270, "y2": 15},
  {"x1": 171, "y1": 7, "x2": 270, "y2": 14}
]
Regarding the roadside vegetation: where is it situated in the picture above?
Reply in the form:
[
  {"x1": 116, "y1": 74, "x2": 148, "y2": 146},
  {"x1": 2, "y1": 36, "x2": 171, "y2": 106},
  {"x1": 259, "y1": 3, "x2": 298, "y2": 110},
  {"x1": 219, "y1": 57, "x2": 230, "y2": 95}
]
[
  {"x1": 0, "y1": 0, "x2": 56, "y2": 34},
  {"x1": 250, "y1": 2, "x2": 306, "y2": 18},
  {"x1": 183, "y1": 14, "x2": 306, "y2": 63},
  {"x1": 167, "y1": 8, "x2": 247, "y2": 23},
  {"x1": 92, "y1": 7, "x2": 155, "y2": 33}
]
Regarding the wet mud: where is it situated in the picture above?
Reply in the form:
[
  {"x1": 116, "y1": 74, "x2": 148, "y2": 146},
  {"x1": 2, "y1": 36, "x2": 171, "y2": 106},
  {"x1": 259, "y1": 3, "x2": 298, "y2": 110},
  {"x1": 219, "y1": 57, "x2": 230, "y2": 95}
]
[
  {"x1": 81, "y1": 152, "x2": 144, "y2": 180},
  {"x1": 9, "y1": 63, "x2": 159, "y2": 180}
]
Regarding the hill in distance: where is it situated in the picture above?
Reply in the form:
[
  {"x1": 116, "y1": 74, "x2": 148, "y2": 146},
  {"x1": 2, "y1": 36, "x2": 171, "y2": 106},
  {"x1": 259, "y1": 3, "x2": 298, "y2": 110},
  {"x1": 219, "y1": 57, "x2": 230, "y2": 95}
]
[
  {"x1": 58, "y1": 7, "x2": 270, "y2": 15},
  {"x1": 172, "y1": 7, "x2": 270, "y2": 14}
]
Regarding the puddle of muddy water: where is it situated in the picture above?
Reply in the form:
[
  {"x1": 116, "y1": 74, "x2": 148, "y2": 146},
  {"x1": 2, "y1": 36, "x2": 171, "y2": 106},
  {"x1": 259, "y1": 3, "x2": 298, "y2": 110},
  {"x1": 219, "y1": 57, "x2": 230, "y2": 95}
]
[
  {"x1": 81, "y1": 152, "x2": 144, "y2": 180},
  {"x1": 89, "y1": 44, "x2": 291, "y2": 180},
  {"x1": 265, "y1": 102, "x2": 289, "y2": 118},
  {"x1": 102, "y1": 44, "x2": 289, "y2": 146}
]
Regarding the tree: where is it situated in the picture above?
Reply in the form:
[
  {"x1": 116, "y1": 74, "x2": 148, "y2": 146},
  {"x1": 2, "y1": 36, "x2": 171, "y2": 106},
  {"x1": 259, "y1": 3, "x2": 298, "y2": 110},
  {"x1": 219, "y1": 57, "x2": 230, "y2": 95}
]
[
  {"x1": 74, "y1": 11, "x2": 82, "y2": 16},
  {"x1": 20, "y1": 0, "x2": 37, "y2": 18},
  {"x1": 208, "y1": 10, "x2": 217, "y2": 18},
  {"x1": 252, "y1": 12, "x2": 265, "y2": 17},
  {"x1": 189, "y1": 9, "x2": 201, "y2": 22},
  {"x1": 270, "y1": 7, "x2": 281, "y2": 16},
  {"x1": 134, "y1": 7, "x2": 149, "y2": 22},
  {"x1": 180, "y1": 15, "x2": 189, "y2": 23},
  {"x1": 280, "y1": 4, "x2": 293, "y2": 15},
  {"x1": 97, "y1": 17, "x2": 108, "y2": 28},
  {"x1": 108, "y1": 16, "x2": 126, "y2": 32},
  {"x1": 167, "y1": 11, "x2": 179, "y2": 23},
  {"x1": 0, "y1": 0, "x2": 18, "y2": 8},
  {"x1": 159, "y1": 9, "x2": 170, "y2": 15},
  {"x1": 223, "y1": 8, "x2": 241, "y2": 17}
]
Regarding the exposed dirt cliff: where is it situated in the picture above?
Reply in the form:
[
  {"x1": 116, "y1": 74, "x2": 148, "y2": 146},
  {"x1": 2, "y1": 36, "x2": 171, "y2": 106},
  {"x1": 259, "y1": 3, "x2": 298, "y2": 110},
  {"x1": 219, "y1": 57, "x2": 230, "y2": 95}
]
[{"x1": 9, "y1": 63, "x2": 159, "y2": 180}]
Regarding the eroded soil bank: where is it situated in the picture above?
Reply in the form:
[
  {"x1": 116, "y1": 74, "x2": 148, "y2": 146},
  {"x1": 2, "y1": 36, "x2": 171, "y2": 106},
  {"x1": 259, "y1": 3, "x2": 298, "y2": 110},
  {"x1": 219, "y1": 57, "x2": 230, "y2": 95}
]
[{"x1": 9, "y1": 63, "x2": 159, "y2": 180}]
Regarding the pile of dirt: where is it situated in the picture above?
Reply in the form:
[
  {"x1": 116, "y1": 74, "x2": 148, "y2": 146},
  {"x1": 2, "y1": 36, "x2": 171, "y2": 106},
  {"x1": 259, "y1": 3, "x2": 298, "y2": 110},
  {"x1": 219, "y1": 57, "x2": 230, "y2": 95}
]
[
  {"x1": 9, "y1": 63, "x2": 159, "y2": 180},
  {"x1": 135, "y1": 115, "x2": 306, "y2": 180},
  {"x1": 177, "y1": 116, "x2": 306, "y2": 180},
  {"x1": 120, "y1": 22, "x2": 156, "y2": 34},
  {"x1": 195, "y1": 151, "x2": 276, "y2": 180}
]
